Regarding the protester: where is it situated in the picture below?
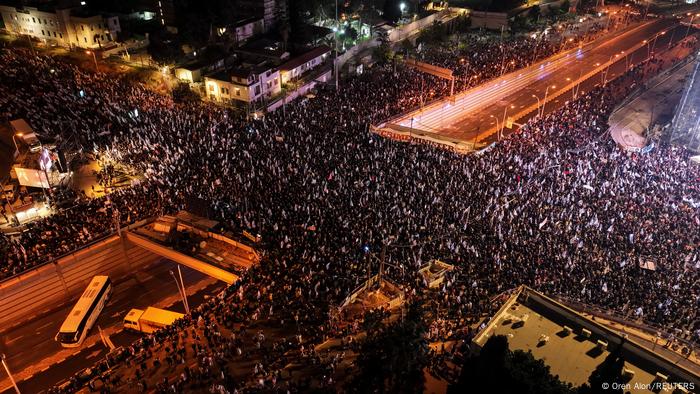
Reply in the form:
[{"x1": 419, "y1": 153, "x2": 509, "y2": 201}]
[{"x1": 0, "y1": 19, "x2": 697, "y2": 392}]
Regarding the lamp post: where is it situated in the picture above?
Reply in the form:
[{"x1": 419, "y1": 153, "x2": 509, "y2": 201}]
[
  {"x1": 334, "y1": 0, "x2": 339, "y2": 91},
  {"x1": 650, "y1": 31, "x2": 665, "y2": 56},
  {"x1": 86, "y1": 50, "x2": 98, "y2": 71},
  {"x1": 541, "y1": 85, "x2": 555, "y2": 118},
  {"x1": 11, "y1": 132, "x2": 21, "y2": 157},
  {"x1": 500, "y1": 104, "x2": 514, "y2": 141},
  {"x1": 490, "y1": 114, "x2": 499, "y2": 135},
  {"x1": 1, "y1": 354, "x2": 20, "y2": 394},
  {"x1": 170, "y1": 268, "x2": 190, "y2": 314},
  {"x1": 667, "y1": 27, "x2": 676, "y2": 50},
  {"x1": 531, "y1": 94, "x2": 541, "y2": 117},
  {"x1": 686, "y1": 14, "x2": 700, "y2": 38}
]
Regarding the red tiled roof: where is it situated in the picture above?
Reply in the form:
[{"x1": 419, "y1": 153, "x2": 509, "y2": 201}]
[{"x1": 280, "y1": 46, "x2": 331, "y2": 72}]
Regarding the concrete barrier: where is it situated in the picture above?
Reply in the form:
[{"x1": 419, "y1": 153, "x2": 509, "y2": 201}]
[{"x1": 0, "y1": 234, "x2": 161, "y2": 333}]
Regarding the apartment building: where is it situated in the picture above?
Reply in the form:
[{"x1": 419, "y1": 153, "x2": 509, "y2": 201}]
[{"x1": 0, "y1": 5, "x2": 120, "y2": 49}]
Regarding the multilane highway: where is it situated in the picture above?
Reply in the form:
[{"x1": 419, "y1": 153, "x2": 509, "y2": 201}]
[
  {"x1": 384, "y1": 17, "x2": 690, "y2": 144},
  {"x1": 0, "y1": 258, "x2": 226, "y2": 393}
]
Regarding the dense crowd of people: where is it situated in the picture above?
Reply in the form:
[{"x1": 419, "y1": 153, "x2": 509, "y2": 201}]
[{"x1": 0, "y1": 15, "x2": 698, "y2": 392}]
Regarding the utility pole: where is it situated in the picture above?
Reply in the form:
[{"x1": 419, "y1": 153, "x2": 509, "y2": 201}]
[
  {"x1": 335, "y1": 0, "x2": 339, "y2": 91},
  {"x1": 86, "y1": 50, "x2": 98, "y2": 72},
  {"x1": 378, "y1": 241, "x2": 387, "y2": 284},
  {"x1": 170, "y1": 268, "x2": 190, "y2": 314},
  {"x1": 177, "y1": 264, "x2": 189, "y2": 313},
  {"x1": 1, "y1": 354, "x2": 20, "y2": 394}
]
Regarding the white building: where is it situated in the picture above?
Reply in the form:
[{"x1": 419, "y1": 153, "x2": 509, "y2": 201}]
[
  {"x1": 216, "y1": 17, "x2": 265, "y2": 46},
  {"x1": 237, "y1": 0, "x2": 285, "y2": 32},
  {"x1": 279, "y1": 45, "x2": 331, "y2": 85},
  {"x1": 0, "y1": 5, "x2": 121, "y2": 49},
  {"x1": 205, "y1": 63, "x2": 281, "y2": 104}
]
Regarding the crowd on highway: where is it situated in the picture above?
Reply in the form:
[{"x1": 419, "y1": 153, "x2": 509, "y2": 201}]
[
  {"x1": 0, "y1": 16, "x2": 698, "y2": 392},
  {"x1": 0, "y1": 21, "x2": 618, "y2": 280},
  {"x1": 418, "y1": 27, "x2": 596, "y2": 92}
]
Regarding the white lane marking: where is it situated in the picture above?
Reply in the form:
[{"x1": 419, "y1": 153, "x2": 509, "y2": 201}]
[{"x1": 5, "y1": 334, "x2": 25, "y2": 345}]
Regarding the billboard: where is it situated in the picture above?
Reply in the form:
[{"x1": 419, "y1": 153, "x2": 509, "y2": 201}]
[{"x1": 14, "y1": 167, "x2": 49, "y2": 188}]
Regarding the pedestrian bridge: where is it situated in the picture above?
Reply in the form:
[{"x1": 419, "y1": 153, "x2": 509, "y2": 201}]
[{"x1": 126, "y1": 212, "x2": 260, "y2": 284}]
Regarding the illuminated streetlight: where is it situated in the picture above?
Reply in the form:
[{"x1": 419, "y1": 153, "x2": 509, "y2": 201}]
[
  {"x1": 11, "y1": 133, "x2": 22, "y2": 155},
  {"x1": 541, "y1": 85, "x2": 556, "y2": 117},
  {"x1": 1, "y1": 354, "x2": 20, "y2": 394},
  {"x1": 499, "y1": 104, "x2": 516, "y2": 141},
  {"x1": 85, "y1": 50, "x2": 98, "y2": 71},
  {"x1": 685, "y1": 14, "x2": 700, "y2": 38},
  {"x1": 490, "y1": 114, "x2": 500, "y2": 134},
  {"x1": 531, "y1": 94, "x2": 541, "y2": 117}
]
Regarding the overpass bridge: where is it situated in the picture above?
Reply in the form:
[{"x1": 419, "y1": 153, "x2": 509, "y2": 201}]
[{"x1": 126, "y1": 212, "x2": 259, "y2": 285}]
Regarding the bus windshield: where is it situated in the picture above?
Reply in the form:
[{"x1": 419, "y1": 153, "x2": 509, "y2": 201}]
[{"x1": 57, "y1": 331, "x2": 77, "y2": 344}]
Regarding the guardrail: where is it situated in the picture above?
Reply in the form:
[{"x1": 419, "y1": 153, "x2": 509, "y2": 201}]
[
  {"x1": 554, "y1": 294, "x2": 699, "y2": 350},
  {"x1": 377, "y1": 20, "x2": 649, "y2": 131},
  {"x1": 475, "y1": 28, "x2": 668, "y2": 142},
  {"x1": 0, "y1": 216, "x2": 158, "y2": 285}
]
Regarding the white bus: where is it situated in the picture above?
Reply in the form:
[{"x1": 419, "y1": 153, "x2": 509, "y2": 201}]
[{"x1": 55, "y1": 275, "x2": 112, "y2": 348}]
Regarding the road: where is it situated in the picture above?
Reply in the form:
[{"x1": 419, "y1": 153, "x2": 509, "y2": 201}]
[
  {"x1": 0, "y1": 258, "x2": 226, "y2": 393},
  {"x1": 609, "y1": 51, "x2": 695, "y2": 150},
  {"x1": 384, "y1": 17, "x2": 690, "y2": 144}
]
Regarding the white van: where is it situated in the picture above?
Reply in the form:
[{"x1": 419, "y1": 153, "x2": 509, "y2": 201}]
[{"x1": 9, "y1": 119, "x2": 42, "y2": 153}]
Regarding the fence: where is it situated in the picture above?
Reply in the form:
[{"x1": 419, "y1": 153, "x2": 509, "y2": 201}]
[{"x1": 554, "y1": 294, "x2": 699, "y2": 350}]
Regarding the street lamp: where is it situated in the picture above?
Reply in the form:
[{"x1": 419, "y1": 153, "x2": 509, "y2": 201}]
[
  {"x1": 686, "y1": 14, "x2": 700, "y2": 38},
  {"x1": 667, "y1": 28, "x2": 677, "y2": 50},
  {"x1": 85, "y1": 50, "x2": 98, "y2": 71},
  {"x1": 11, "y1": 132, "x2": 22, "y2": 156},
  {"x1": 500, "y1": 104, "x2": 515, "y2": 141},
  {"x1": 531, "y1": 94, "x2": 541, "y2": 116},
  {"x1": 490, "y1": 114, "x2": 499, "y2": 134},
  {"x1": 541, "y1": 85, "x2": 555, "y2": 117},
  {"x1": 170, "y1": 268, "x2": 190, "y2": 314},
  {"x1": 1, "y1": 354, "x2": 20, "y2": 394},
  {"x1": 650, "y1": 30, "x2": 666, "y2": 56}
]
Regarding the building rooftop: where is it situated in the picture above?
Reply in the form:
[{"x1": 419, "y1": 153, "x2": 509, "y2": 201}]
[
  {"x1": 235, "y1": 38, "x2": 289, "y2": 62},
  {"x1": 279, "y1": 45, "x2": 331, "y2": 72},
  {"x1": 474, "y1": 286, "x2": 700, "y2": 392}
]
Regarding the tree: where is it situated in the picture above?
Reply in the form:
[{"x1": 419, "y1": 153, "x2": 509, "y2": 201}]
[
  {"x1": 455, "y1": 14, "x2": 472, "y2": 33},
  {"x1": 383, "y1": 0, "x2": 402, "y2": 23},
  {"x1": 278, "y1": 17, "x2": 291, "y2": 51},
  {"x1": 450, "y1": 335, "x2": 576, "y2": 394},
  {"x1": 373, "y1": 42, "x2": 394, "y2": 63},
  {"x1": 560, "y1": 0, "x2": 571, "y2": 14},
  {"x1": 400, "y1": 39, "x2": 413, "y2": 54},
  {"x1": 147, "y1": 33, "x2": 184, "y2": 64},
  {"x1": 346, "y1": 26, "x2": 359, "y2": 42},
  {"x1": 172, "y1": 82, "x2": 200, "y2": 103},
  {"x1": 347, "y1": 302, "x2": 429, "y2": 393}
]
